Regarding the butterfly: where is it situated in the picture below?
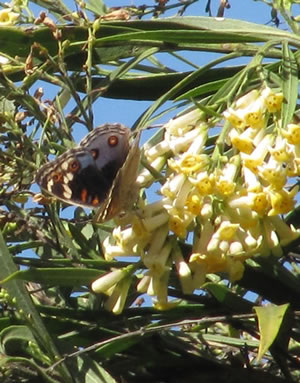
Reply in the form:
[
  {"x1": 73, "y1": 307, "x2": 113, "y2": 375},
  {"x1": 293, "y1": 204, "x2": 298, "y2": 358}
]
[{"x1": 36, "y1": 123, "x2": 141, "y2": 222}]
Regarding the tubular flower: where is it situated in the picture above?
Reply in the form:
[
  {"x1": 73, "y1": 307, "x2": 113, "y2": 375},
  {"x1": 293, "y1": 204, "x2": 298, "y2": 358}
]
[
  {"x1": 261, "y1": 87, "x2": 283, "y2": 113},
  {"x1": 165, "y1": 109, "x2": 203, "y2": 136},
  {"x1": 241, "y1": 134, "x2": 274, "y2": 173},
  {"x1": 215, "y1": 156, "x2": 240, "y2": 196},
  {"x1": 169, "y1": 153, "x2": 209, "y2": 175},
  {"x1": 172, "y1": 246, "x2": 194, "y2": 294},
  {"x1": 137, "y1": 156, "x2": 166, "y2": 186},
  {"x1": 268, "y1": 186, "x2": 298, "y2": 216},
  {"x1": 258, "y1": 157, "x2": 287, "y2": 189},
  {"x1": 224, "y1": 89, "x2": 268, "y2": 130},
  {"x1": 190, "y1": 171, "x2": 215, "y2": 195},
  {"x1": 230, "y1": 127, "x2": 255, "y2": 154},
  {"x1": 269, "y1": 136, "x2": 292, "y2": 163},
  {"x1": 104, "y1": 276, "x2": 132, "y2": 315},
  {"x1": 145, "y1": 140, "x2": 170, "y2": 161},
  {"x1": 283, "y1": 123, "x2": 300, "y2": 145},
  {"x1": 91, "y1": 269, "x2": 129, "y2": 295},
  {"x1": 185, "y1": 192, "x2": 203, "y2": 215},
  {"x1": 0, "y1": 8, "x2": 19, "y2": 25},
  {"x1": 91, "y1": 86, "x2": 300, "y2": 313},
  {"x1": 168, "y1": 208, "x2": 194, "y2": 238}
]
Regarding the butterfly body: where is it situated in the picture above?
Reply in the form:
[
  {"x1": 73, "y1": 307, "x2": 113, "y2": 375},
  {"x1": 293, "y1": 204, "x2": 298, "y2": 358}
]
[{"x1": 36, "y1": 123, "x2": 140, "y2": 221}]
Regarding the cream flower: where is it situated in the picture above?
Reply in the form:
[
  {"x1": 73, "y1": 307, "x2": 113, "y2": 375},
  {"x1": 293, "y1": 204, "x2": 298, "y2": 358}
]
[
  {"x1": 268, "y1": 186, "x2": 298, "y2": 216},
  {"x1": 241, "y1": 134, "x2": 274, "y2": 173},
  {"x1": 91, "y1": 269, "x2": 128, "y2": 294},
  {"x1": 172, "y1": 247, "x2": 194, "y2": 294},
  {"x1": 224, "y1": 89, "x2": 268, "y2": 130},
  {"x1": 0, "y1": 8, "x2": 19, "y2": 26},
  {"x1": 137, "y1": 156, "x2": 166, "y2": 186},
  {"x1": 261, "y1": 87, "x2": 283, "y2": 113},
  {"x1": 104, "y1": 276, "x2": 132, "y2": 315},
  {"x1": 164, "y1": 108, "x2": 202, "y2": 136},
  {"x1": 168, "y1": 128, "x2": 204, "y2": 155},
  {"x1": 283, "y1": 124, "x2": 300, "y2": 145},
  {"x1": 145, "y1": 140, "x2": 170, "y2": 161},
  {"x1": 215, "y1": 156, "x2": 240, "y2": 196},
  {"x1": 258, "y1": 157, "x2": 287, "y2": 189}
]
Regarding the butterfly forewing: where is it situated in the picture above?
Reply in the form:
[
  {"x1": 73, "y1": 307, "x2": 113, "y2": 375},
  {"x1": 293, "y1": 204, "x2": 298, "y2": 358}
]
[{"x1": 36, "y1": 123, "x2": 134, "y2": 211}]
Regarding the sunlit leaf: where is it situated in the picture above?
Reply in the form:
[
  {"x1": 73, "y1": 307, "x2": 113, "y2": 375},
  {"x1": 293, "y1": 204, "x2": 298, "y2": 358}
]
[{"x1": 254, "y1": 303, "x2": 290, "y2": 362}]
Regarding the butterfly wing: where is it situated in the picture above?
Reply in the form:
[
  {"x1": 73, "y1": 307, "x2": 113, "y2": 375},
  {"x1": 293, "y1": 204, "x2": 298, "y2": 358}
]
[
  {"x1": 36, "y1": 123, "x2": 131, "y2": 208},
  {"x1": 93, "y1": 130, "x2": 141, "y2": 222}
]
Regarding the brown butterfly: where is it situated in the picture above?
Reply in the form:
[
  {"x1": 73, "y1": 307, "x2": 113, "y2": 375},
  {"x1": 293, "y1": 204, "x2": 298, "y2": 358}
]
[{"x1": 36, "y1": 123, "x2": 141, "y2": 222}]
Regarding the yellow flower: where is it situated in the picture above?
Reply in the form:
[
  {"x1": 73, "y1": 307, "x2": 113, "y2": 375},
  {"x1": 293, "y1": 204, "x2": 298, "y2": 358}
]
[
  {"x1": 258, "y1": 159, "x2": 287, "y2": 189},
  {"x1": 216, "y1": 221, "x2": 239, "y2": 241},
  {"x1": 224, "y1": 89, "x2": 267, "y2": 130},
  {"x1": 252, "y1": 192, "x2": 270, "y2": 215},
  {"x1": 241, "y1": 134, "x2": 274, "y2": 173},
  {"x1": 190, "y1": 171, "x2": 215, "y2": 195},
  {"x1": 230, "y1": 128, "x2": 254, "y2": 154},
  {"x1": 262, "y1": 87, "x2": 283, "y2": 113},
  {"x1": 268, "y1": 186, "x2": 298, "y2": 216},
  {"x1": 168, "y1": 209, "x2": 193, "y2": 238},
  {"x1": 192, "y1": 220, "x2": 215, "y2": 255},
  {"x1": 236, "y1": 227, "x2": 261, "y2": 253},
  {"x1": 185, "y1": 192, "x2": 203, "y2": 215},
  {"x1": 173, "y1": 179, "x2": 194, "y2": 208},
  {"x1": 142, "y1": 211, "x2": 169, "y2": 232},
  {"x1": 147, "y1": 264, "x2": 170, "y2": 303},
  {"x1": 153, "y1": 300, "x2": 181, "y2": 311},
  {"x1": 113, "y1": 223, "x2": 149, "y2": 252},
  {"x1": 282, "y1": 123, "x2": 300, "y2": 145},
  {"x1": 169, "y1": 153, "x2": 209, "y2": 175},
  {"x1": 136, "y1": 274, "x2": 151, "y2": 293},
  {"x1": 102, "y1": 239, "x2": 133, "y2": 261},
  {"x1": 215, "y1": 157, "x2": 239, "y2": 196},
  {"x1": 190, "y1": 253, "x2": 227, "y2": 273},
  {"x1": 262, "y1": 218, "x2": 283, "y2": 257},
  {"x1": 0, "y1": 8, "x2": 19, "y2": 25},
  {"x1": 187, "y1": 125, "x2": 208, "y2": 154},
  {"x1": 269, "y1": 136, "x2": 292, "y2": 163},
  {"x1": 168, "y1": 127, "x2": 204, "y2": 154}
]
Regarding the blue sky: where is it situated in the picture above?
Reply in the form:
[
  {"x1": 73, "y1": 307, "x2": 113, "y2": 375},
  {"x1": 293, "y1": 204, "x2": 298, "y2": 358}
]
[
  {"x1": 43, "y1": 0, "x2": 278, "y2": 134},
  {"x1": 93, "y1": 0, "x2": 274, "y2": 129}
]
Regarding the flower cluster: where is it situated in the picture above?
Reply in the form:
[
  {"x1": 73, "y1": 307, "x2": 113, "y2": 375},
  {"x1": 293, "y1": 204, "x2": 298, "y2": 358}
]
[{"x1": 92, "y1": 86, "x2": 300, "y2": 313}]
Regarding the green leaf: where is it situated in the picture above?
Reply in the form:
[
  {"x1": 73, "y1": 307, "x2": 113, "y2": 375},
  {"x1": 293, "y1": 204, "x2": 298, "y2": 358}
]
[
  {"x1": 204, "y1": 282, "x2": 253, "y2": 313},
  {"x1": 85, "y1": 0, "x2": 107, "y2": 15},
  {"x1": 281, "y1": 43, "x2": 298, "y2": 128},
  {"x1": 0, "y1": 325, "x2": 35, "y2": 354},
  {"x1": 2, "y1": 268, "x2": 103, "y2": 287},
  {"x1": 254, "y1": 303, "x2": 290, "y2": 361},
  {"x1": 0, "y1": 231, "x2": 73, "y2": 382},
  {"x1": 70, "y1": 354, "x2": 117, "y2": 383}
]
